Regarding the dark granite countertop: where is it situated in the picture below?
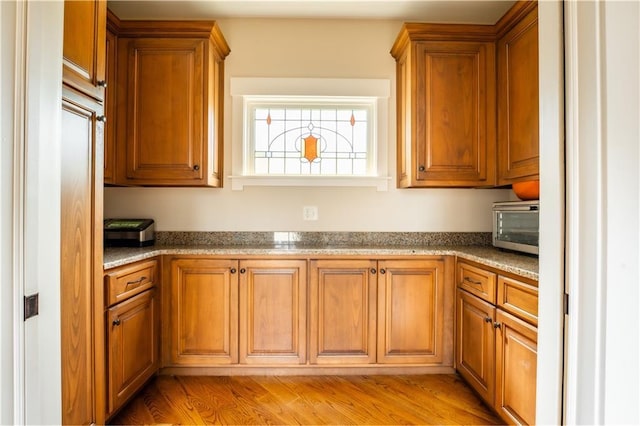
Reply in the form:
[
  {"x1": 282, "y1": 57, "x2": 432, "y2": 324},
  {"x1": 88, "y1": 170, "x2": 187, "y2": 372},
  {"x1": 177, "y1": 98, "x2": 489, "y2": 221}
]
[{"x1": 104, "y1": 244, "x2": 538, "y2": 280}]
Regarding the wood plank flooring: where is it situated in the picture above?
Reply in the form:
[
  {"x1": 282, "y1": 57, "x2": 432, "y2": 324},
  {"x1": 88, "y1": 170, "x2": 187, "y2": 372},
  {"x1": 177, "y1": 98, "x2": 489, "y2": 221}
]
[{"x1": 109, "y1": 374, "x2": 503, "y2": 425}]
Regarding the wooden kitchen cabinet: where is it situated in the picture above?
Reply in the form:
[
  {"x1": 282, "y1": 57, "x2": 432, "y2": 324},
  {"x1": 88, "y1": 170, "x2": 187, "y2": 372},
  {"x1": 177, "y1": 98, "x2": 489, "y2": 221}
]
[
  {"x1": 495, "y1": 309, "x2": 538, "y2": 425},
  {"x1": 496, "y1": 1, "x2": 539, "y2": 185},
  {"x1": 391, "y1": 24, "x2": 496, "y2": 187},
  {"x1": 60, "y1": 86, "x2": 105, "y2": 425},
  {"x1": 106, "y1": 289, "x2": 158, "y2": 416},
  {"x1": 104, "y1": 258, "x2": 159, "y2": 419},
  {"x1": 63, "y1": 0, "x2": 107, "y2": 101},
  {"x1": 104, "y1": 10, "x2": 119, "y2": 184},
  {"x1": 169, "y1": 258, "x2": 239, "y2": 365},
  {"x1": 456, "y1": 289, "x2": 496, "y2": 406},
  {"x1": 377, "y1": 258, "x2": 451, "y2": 364},
  {"x1": 239, "y1": 259, "x2": 307, "y2": 364},
  {"x1": 455, "y1": 259, "x2": 538, "y2": 425},
  {"x1": 114, "y1": 21, "x2": 230, "y2": 186},
  {"x1": 309, "y1": 259, "x2": 377, "y2": 364}
]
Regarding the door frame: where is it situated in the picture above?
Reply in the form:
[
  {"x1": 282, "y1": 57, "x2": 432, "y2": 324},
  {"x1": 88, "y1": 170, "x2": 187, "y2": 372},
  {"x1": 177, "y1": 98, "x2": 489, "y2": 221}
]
[{"x1": 0, "y1": 1, "x2": 64, "y2": 424}]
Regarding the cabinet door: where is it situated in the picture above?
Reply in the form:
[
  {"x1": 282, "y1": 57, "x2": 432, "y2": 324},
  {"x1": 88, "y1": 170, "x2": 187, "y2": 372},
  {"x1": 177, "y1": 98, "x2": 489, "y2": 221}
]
[
  {"x1": 497, "y1": 4, "x2": 539, "y2": 184},
  {"x1": 456, "y1": 289, "x2": 496, "y2": 406},
  {"x1": 239, "y1": 259, "x2": 307, "y2": 364},
  {"x1": 103, "y1": 26, "x2": 117, "y2": 184},
  {"x1": 411, "y1": 41, "x2": 496, "y2": 187},
  {"x1": 495, "y1": 309, "x2": 537, "y2": 425},
  {"x1": 117, "y1": 37, "x2": 206, "y2": 185},
  {"x1": 107, "y1": 289, "x2": 158, "y2": 416},
  {"x1": 60, "y1": 88, "x2": 104, "y2": 425},
  {"x1": 170, "y1": 258, "x2": 239, "y2": 365},
  {"x1": 309, "y1": 260, "x2": 377, "y2": 364},
  {"x1": 377, "y1": 259, "x2": 447, "y2": 364},
  {"x1": 62, "y1": 0, "x2": 106, "y2": 100}
]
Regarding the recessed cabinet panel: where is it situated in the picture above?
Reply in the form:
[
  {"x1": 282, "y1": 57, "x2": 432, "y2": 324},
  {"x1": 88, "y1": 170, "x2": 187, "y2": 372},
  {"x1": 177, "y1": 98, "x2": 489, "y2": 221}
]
[
  {"x1": 309, "y1": 260, "x2": 377, "y2": 364},
  {"x1": 63, "y1": 0, "x2": 106, "y2": 100},
  {"x1": 497, "y1": 3, "x2": 539, "y2": 184},
  {"x1": 418, "y1": 44, "x2": 485, "y2": 180},
  {"x1": 124, "y1": 38, "x2": 205, "y2": 182},
  {"x1": 456, "y1": 289, "x2": 495, "y2": 405},
  {"x1": 170, "y1": 258, "x2": 239, "y2": 365},
  {"x1": 239, "y1": 260, "x2": 307, "y2": 364},
  {"x1": 377, "y1": 259, "x2": 447, "y2": 364},
  {"x1": 495, "y1": 309, "x2": 537, "y2": 425},
  {"x1": 107, "y1": 289, "x2": 158, "y2": 415}
]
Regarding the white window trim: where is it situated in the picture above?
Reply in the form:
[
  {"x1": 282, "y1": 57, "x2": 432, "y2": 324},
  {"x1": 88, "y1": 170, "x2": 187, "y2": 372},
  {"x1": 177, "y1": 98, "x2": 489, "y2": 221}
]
[{"x1": 229, "y1": 77, "x2": 391, "y2": 191}]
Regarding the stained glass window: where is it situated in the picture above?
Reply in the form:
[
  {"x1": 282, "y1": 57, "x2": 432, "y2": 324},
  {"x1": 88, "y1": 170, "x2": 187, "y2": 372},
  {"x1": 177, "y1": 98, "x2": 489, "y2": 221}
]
[{"x1": 246, "y1": 99, "x2": 376, "y2": 176}]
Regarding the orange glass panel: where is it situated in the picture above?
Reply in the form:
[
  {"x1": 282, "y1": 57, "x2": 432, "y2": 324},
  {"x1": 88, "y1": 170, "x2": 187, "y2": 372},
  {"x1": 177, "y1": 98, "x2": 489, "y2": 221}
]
[
  {"x1": 350, "y1": 113, "x2": 356, "y2": 126},
  {"x1": 303, "y1": 135, "x2": 319, "y2": 162}
]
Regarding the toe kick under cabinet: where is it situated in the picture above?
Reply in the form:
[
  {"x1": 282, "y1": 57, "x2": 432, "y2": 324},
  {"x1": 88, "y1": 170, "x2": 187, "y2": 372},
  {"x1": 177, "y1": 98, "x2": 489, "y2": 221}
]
[
  {"x1": 455, "y1": 259, "x2": 538, "y2": 425},
  {"x1": 104, "y1": 258, "x2": 160, "y2": 420},
  {"x1": 162, "y1": 255, "x2": 454, "y2": 371}
]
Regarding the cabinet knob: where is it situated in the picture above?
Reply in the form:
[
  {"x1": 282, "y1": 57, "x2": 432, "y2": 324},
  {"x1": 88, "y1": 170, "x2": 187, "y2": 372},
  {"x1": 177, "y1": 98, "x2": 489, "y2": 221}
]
[
  {"x1": 112, "y1": 318, "x2": 121, "y2": 326},
  {"x1": 419, "y1": 165, "x2": 426, "y2": 172},
  {"x1": 484, "y1": 317, "x2": 492, "y2": 323},
  {"x1": 240, "y1": 268, "x2": 246, "y2": 274},
  {"x1": 96, "y1": 115, "x2": 106, "y2": 123},
  {"x1": 379, "y1": 268, "x2": 386, "y2": 274},
  {"x1": 493, "y1": 322, "x2": 501, "y2": 329},
  {"x1": 97, "y1": 80, "x2": 107, "y2": 88},
  {"x1": 370, "y1": 268, "x2": 377, "y2": 274},
  {"x1": 193, "y1": 164, "x2": 200, "y2": 171},
  {"x1": 230, "y1": 268, "x2": 237, "y2": 274}
]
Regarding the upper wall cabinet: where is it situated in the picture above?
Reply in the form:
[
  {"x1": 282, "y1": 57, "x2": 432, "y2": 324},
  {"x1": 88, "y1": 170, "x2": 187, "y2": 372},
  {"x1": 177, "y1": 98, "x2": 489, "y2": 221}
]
[
  {"x1": 496, "y1": 1, "x2": 539, "y2": 185},
  {"x1": 391, "y1": 24, "x2": 497, "y2": 188},
  {"x1": 104, "y1": 10, "x2": 119, "y2": 185},
  {"x1": 113, "y1": 20, "x2": 230, "y2": 187},
  {"x1": 63, "y1": 0, "x2": 107, "y2": 101}
]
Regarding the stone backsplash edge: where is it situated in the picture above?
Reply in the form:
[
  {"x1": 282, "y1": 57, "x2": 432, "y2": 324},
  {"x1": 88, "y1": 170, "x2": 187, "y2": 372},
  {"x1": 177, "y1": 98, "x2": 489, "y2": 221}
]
[{"x1": 155, "y1": 231, "x2": 492, "y2": 247}]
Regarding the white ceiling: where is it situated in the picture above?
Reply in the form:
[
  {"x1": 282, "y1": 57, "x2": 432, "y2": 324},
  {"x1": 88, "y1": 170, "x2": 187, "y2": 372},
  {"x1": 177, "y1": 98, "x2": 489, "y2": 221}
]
[{"x1": 107, "y1": 0, "x2": 516, "y2": 24}]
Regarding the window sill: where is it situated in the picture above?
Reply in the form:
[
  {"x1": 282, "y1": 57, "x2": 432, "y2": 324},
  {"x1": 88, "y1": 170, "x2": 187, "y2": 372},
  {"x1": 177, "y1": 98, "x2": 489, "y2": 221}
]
[{"x1": 228, "y1": 175, "x2": 391, "y2": 191}]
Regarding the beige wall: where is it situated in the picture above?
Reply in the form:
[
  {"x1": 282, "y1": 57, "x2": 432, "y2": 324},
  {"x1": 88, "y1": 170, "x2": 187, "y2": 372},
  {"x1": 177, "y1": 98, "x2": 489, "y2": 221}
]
[{"x1": 104, "y1": 18, "x2": 511, "y2": 232}]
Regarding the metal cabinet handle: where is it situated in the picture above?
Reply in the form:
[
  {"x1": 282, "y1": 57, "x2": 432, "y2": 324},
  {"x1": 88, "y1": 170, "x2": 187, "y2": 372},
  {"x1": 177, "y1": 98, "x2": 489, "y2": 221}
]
[
  {"x1": 370, "y1": 268, "x2": 377, "y2": 274},
  {"x1": 419, "y1": 165, "x2": 426, "y2": 172},
  {"x1": 112, "y1": 318, "x2": 121, "y2": 326},
  {"x1": 484, "y1": 317, "x2": 493, "y2": 323},
  {"x1": 463, "y1": 276, "x2": 482, "y2": 286},
  {"x1": 240, "y1": 268, "x2": 246, "y2": 274},
  {"x1": 96, "y1": 115, "x2": 106, "y2": 123},
  {"x1": 493, "y1": 322, "x2": 501, "y2": 329},
  {"x1": 125, "y1": 276, "x2": 146, "y2": 288},
  {"x1": 97, "y1": 80, "x2": 107, "y2": 88},
  {"x1": 193, "y1": 164, "x2": 200, "y2": 171},
  {"x1": 230, "y1": 268, "x2": 237, "y2": 274},
  {"x1": 379, "y1": 268, "x2": 386, "y2": 274}
]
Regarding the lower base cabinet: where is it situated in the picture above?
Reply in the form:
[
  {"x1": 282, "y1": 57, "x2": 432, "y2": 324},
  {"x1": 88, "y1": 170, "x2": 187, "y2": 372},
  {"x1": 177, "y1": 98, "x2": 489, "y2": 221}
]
[
  {"x1": 107, "y1": 289, "x2": 158, "y2": 414},
  {"x1": 166, "y1": 255, "x2": 453, "y2": 369},
  {"x1": 456, "y1": 288, "x2": 496, "y2": 405},
  {"x1": 104, "y1": 258, "x2": 160, "y2": 419},
  {"x1": 455, "y1": 260, "x2": 538, "y2": 425},
  {"x1": 495, "y1": 309, "x2": 538, "y2": 425}
]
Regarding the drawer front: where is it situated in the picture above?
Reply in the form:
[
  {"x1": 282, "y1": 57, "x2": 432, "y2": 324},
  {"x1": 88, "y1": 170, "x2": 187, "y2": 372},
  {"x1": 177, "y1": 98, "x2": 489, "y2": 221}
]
[
  {"x1": 457, "y1": 261, "x2": 496, "y2": 304},
  {"x1": 106, "y1": 259, "x2": 157, "y2": 306},
  {"x1": 497, "y1": 275, "x2": 538, "y2": 325}
]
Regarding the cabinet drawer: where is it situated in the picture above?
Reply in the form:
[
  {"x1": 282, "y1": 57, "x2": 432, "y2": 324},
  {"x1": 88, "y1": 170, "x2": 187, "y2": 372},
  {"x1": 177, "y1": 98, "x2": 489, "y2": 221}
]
[
  {"x1": 457, "y1": 261, "x2": 496, "y2": 304},
  {"x1": 497, "y1": 275, "x2": 538, "y2": 326},
  {"x1": 105, "y1": 259, "x2": 157, "y2": 307}
]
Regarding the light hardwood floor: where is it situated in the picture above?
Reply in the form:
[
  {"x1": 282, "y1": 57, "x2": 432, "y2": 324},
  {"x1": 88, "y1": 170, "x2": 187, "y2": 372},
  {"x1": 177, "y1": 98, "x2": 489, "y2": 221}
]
[{"x1": 108, "y1": 374, "x2": 503, "y2": 425}]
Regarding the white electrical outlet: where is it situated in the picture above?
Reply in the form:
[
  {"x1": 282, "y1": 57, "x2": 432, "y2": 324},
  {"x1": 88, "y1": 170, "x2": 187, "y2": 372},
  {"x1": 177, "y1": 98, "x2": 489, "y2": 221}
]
[{"x1": 303, "y1": 206, "x2": 319, "y2": 221}]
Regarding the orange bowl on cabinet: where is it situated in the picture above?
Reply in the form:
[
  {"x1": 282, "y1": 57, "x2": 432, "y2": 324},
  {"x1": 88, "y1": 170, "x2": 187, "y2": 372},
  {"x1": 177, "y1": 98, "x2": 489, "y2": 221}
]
[{"x1": 512, "y1": 180, "x2": 539, "y2": 200}]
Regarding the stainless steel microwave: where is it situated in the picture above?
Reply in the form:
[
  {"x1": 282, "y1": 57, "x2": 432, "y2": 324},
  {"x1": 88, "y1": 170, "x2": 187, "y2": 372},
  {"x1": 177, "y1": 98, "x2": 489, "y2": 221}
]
[{"x1": 492, "y1": 200, "x2": 539, "y2": 255}]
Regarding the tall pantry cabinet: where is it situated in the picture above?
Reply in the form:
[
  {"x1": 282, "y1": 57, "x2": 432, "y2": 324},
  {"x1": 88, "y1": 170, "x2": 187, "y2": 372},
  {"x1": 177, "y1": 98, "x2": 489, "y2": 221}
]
[{"x1": 61, "y1": 0, "x2": 106, "y2": 424}]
